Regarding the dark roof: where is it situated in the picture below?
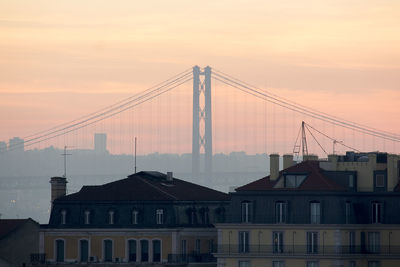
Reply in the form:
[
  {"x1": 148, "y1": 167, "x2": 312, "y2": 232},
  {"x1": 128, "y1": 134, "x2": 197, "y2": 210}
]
[
  {"x1": 0, "y1": 219, "x2": 32, "y2": 239},
  {"x1": 57, "y1": 171, "x2": 230, "y2": 202},
  {"x1": 236, "y1": 160, "x2": 346, "y2": 192}
]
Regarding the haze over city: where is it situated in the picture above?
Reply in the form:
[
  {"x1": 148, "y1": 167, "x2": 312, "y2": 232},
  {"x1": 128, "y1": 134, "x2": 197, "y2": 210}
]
[{"x1": 1, "y1": 0, "x2": 400, "y2": 223}]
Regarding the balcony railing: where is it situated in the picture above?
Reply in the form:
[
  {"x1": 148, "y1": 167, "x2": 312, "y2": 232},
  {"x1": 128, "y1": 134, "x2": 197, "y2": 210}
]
[
  {"x1": 217, "y1": 245, "x2": 400, "y2": 256},
  {"x1": 30, "y1": 254, "x2": 46, "y2": 264},
  {"x1": 168, "y1": 253, "x2": 216, "y2": 263}
]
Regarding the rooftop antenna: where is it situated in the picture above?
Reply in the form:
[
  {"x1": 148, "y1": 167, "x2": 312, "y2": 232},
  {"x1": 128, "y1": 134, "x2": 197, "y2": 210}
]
[
  {"x1": 134, "y1": 137, "x2": 137, "y2": 174},
  {"x1": 333, "y1": 140, "x2": 343, "y2": 155},
  {"x1": 293, "y1": 121, "x2": 309, "y2": 160},
  {"x1": 61, "y1": 146, "x2": 72, "y2": 178}
]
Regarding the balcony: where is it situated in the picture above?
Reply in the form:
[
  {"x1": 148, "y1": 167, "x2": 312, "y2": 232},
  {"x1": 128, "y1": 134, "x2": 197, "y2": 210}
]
[
  {"x1": 168, "y1": 253, "x2": 216, "y2": 263},
  {"x1": 216, "y1": 245, "x2": 400, "y2": 256}
]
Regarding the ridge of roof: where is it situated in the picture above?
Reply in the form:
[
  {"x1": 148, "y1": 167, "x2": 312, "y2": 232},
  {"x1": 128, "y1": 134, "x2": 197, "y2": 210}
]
[{"x1": 236, "y1": 160, "x2": 346, "y2": 192}]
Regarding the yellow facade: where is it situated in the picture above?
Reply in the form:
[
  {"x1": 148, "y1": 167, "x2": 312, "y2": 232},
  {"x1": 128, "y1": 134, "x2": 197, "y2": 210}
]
[
  {"x1": 216, "y1": 224, "x2": 400, "y2": 267},
  {"x1": 41, "y1": 228, "x2": 216, "y2": 263}
]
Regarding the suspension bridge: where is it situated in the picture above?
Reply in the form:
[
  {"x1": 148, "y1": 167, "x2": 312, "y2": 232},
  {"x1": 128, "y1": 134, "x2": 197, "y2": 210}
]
[{"x1": 3, "y1": 65, "x2": 400, "y2": 179}]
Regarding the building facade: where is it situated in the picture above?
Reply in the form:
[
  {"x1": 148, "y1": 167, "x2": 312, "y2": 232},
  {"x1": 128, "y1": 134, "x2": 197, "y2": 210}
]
[
  {"x1": 215, "y1": 152, "x2": 400, "y2": 267},
  {"x1": 40, "y1": 171, "x2": 229, "y2": 265}
]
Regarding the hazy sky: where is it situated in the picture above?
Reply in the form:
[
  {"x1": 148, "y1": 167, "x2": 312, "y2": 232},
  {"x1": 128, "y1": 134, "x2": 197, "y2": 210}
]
[{"x1": 1, "y1": 0, "x2": 399, "y2": 154}]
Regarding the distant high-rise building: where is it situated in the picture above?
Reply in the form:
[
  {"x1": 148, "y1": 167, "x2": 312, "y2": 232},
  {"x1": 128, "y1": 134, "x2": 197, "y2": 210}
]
[
  {"x1": 8, "y1": 137, "x2": 24, "y2": 153},
  {"x1": 0, "y1": 141, "x2": 6, "y2": 152},
  {"x1": 94, "y1": 133, "x2": 107, "y2": 154}
]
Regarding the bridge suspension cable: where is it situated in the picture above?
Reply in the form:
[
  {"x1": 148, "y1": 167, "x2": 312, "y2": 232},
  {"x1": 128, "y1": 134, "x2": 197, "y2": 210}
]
[
  {"x1": 6, "y1": 69, "x2": 192, "y2": 152},
  {"x1": 212, "y1": 70, "x2": 400, "y2": 144}
]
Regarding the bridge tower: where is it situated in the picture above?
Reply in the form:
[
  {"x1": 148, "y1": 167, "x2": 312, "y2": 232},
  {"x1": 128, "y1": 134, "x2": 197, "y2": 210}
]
[{"x1": 192, "y1": 66, "x2": 212, "y2": 180}]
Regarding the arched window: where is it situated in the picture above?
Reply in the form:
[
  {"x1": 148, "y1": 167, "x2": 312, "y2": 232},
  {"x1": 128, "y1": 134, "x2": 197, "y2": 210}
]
[
  {"x1": 156, "y1": 209, "x2": 164, "y2": 224},
  {"x1": 128, "y1": 240, "x2": 137, "y2": 262},
  {"x1": 84, "y1": 210, "x2": 90, "y2": 225},
  {"x1": 140, "y1": 240, "x2": 149, "y2": 262},
  {"x1": 152, "y1": 240, "x2": 161, "y2": 262},
  {"x1": 241, "y1": 201, "x2": 252, "y2": 223},
  {"x1": 310, "y1": 201, "x2": 321, "y2": 224},
  {"x1": 79, "y1": 239, "x2": 89, "y2": 262},
  {"x1": 108, "y1": 210, "x2": 114, "y2": 225},
  {"x1": 132, "y1": 210, "x2": 139, "y2": 225},
  {"x1": 103, "y1": 239, "x2": 113, "y2": 262},
  {"x1": 61, "y1": 210, "x2": 66, "y2": 225},
  {"x1": 55, "y1": 239, "x2": 65, "y2": 262}
]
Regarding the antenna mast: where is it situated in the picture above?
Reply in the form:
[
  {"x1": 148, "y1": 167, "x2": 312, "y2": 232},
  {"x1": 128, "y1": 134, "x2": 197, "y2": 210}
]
[
  {"x1": 134, "y1": 137, "x2": 137, "y2": 174},
  {"x1": 61, "y1": 146, "x2": 72, "y2": 178}
]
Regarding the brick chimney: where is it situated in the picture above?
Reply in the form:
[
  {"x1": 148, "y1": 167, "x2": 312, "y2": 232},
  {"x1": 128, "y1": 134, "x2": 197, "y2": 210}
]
[{"x1": 50, "y1": 176, "x2": 67, "y2": 205}]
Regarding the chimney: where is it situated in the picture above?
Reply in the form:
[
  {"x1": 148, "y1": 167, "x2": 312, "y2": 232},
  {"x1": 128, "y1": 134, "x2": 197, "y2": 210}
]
[
  {"x1": 283, "y1": 154, "x2": 294, "y2": 170},
  {"x1": 50, "y1": 176, "x2": 67, "y2": 204},
  {"x1": 270, "y1": 154, "x2": 279, "y2": 180},
  {"x1": 303, "y1": 154, "x2": 318, "y2": 161},
  {"x1": 166, "y1": 172, "x2": 173, "y2": 181}
]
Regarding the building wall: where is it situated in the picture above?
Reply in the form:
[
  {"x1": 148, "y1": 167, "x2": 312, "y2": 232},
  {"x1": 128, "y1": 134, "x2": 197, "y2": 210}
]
[
  {"x1": 43, "y1": 228, "x2": 217, "y2": 263},
  {"x1": 0, "y1": 220, "x2": 39, "y2": 267}
]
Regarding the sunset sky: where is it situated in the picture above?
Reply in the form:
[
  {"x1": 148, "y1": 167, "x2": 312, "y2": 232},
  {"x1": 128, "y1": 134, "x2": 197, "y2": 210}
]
[{"x1": 1, "y1": 0, "x2": 399, "y2": 155}]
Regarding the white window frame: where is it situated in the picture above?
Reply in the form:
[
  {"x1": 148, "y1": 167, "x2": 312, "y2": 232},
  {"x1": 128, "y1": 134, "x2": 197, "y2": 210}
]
[
  {"x1": 132, "y1": 210, "x2": 139, "y2": 225},
  {"x1": 239, "y1": 231, "x2": 249, "y2": 253},
  {"x1": 241, "y1": 202, "x2": 251, "y2": 223},
  {"x1": 275, "y1": 202, "x2": 287, "y2": 223},
  {"x1": 84, "y1": 210, "x2": 90, "y2": 225},
  {"x1": 273, "y1": 261, "x2": 285, "y2": 267},
  {"x1": 273, "y1": 231, "x2": 284, "y2": 253},
  {"x1": 108, "y1": 210, "x2": 114, "y2": 225},
  {"x1": 307, "y1": 232, "x2": 319, "y2": 254},
  {"x1": 310, "y1": 202, "x2": 321, "y2": 224},
  {"x1": 375, "y1": 174, "x2": 385, "y2": 188},
  {"x1": 238, "y1": 260, "x2": 250, "y2": 267},
  {"x1": 156, "y1": 209, "x2": 164, "y2": 225},
  {"x1": 372, "y1": 202, "x2": 382, "y2": 224},
  {"x1": 61, "y1": 210, "x2": 66, "y2": 225}
]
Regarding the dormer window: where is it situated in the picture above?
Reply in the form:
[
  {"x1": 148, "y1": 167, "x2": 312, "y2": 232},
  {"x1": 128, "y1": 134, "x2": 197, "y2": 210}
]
[
  {"x1": 241, "y1": 201, "x2": 252, "y2": 223},
  {"x1": 284, "y1": 174, "x2": 307, "y2": 188},
  {"x1": 61, "y1": 210, "x2": 67, "y2": 225},
  {"x1": 156, "y1": 209, "x2": 164, "y2": 224},
  {"x1": 108, "y1": 210, "x2": 114, "y2": 225},
  {"x1": 132, "y1": 210, "x2": 139, "y2": 225},
  {"x1": 84, "y1": 210, "x2": 90, "y2": 225}
]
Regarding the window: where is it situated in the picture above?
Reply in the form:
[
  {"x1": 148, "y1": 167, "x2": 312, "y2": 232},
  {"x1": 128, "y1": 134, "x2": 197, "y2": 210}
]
[
  {"x1": 345, "y1": 202, "x2": 351, "y2": 224},
  {"x1": 201, "y1": 208, "x2": 209, "y2": 224},
  {"x1": 241, "y1": 201, "x2": 252, "y2": 223},
  {"x1": 310, "y1": 202, "x2": 321, "y2": 224},
  {"x1": 307, "y1": 262, "x2": 319, "y2": 267},
  {"x1": 368, "y1": 232, "x2": 380, "y2": 253},
  {"x1": 84, "y1": 210, "x2": 90, "y2": 225},
  {"x1": 181, "y1": 239, "x2": 187, "y2": 257},
  {"x1": 238, "y1": 261, "x2": 250, "y2": 267},
  {"x1": 350, "y1": 261, "x2": 356, "y2": 267},
  {"x1": 273, "y1": 232, "x2": 284, "y2": 253},
  {"x1": 368, "y1": 262, "x2": 380, "y2": 267},
  {"x1": 79, "y1": 239, "x2": 89, "y2": 262},
  {"x1": 375, "y1": 174, "x2": 385, "y2": 188},
  {"x1": 307, "y1": 232, "x2": 318, "y2": 254},
  {"x1": 275, "y1": 202, "x2": 287, "y2": 223},
  {"x1": 55, "y1": 239, "x2": 64, "y2": 262},
  {"x1": 349, "y1": 175, "x2": 354, "y2": 188},
  {"x1": 190, "y1": 209, "x2": 197, "y2": 224},
  {"x1": 61, "y1": 210, "x2": 66, "y2": 225},
  {"x1": 273, "y1": 261, "x2": 284, "y2": 267},
  {"x1": 239, "y1": 231, "x2": 249, "y2": 253},
  {"x1": 208, "y1": 239, "x2": 214, "y2": 253},
  {"x1": 156, "y1": 209, "x2": 164, "y2": 224},
  {"x1": 349, "y1": 231, "x2": 355, "y2": 253},
  {"x1": 108, "y1": 210, "x2": 114, "y2": 225},
  {"x1": 128, "y1": 240, "x2": 137, "y2": 262},
  {"x1": 195, "y1": 239, "x2": 201, "y2": 255},
  {"x1": 284, "y1": 175, "x2": 306, "y2": 188},
  {"x1": 153, "y1": 240, "x2": 161, "y2": 262},
  {"x1": 141, "y1": 240, "x2": 149, "y2": 262},
  {"x1": 372, "y1": 202, "x2": 383, "y2": 223},
  {"x1": 132, "y1": 210, "x2": 138, "y2": 224},
  {"x1": 103, "y1": 240, "x2": 113, "y2": 262}
]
